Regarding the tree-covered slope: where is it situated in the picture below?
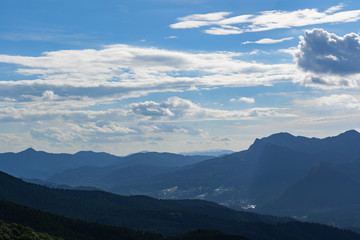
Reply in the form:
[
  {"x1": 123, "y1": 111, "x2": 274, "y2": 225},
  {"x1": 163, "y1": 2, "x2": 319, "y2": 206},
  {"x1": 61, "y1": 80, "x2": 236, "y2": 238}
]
[{"x1": 1, "y1": 171, "x2": 359, "y2": 239}]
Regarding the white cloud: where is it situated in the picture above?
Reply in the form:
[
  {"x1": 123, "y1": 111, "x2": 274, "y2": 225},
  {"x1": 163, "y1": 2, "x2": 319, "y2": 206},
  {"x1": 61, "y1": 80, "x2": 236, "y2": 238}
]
[
  {"x1": 314, "y1": 94, "x2": 360, "y2": 110},
  {"x1": 172, "y1": 12, "x2": 232, "y2": 29},
  {"x1": 139, "y1": 123, "x2": 207, "y2": 136},
  {"x1": 294, "y1": 94, "x2": 360, "y2": 113},
  {"x1": 30, "y1": 128, "x2": 68, "y2": 143},
  {"x1": 242, "y1": 37, "x2": 294, "y2": 45},
  {"x1": 294, "y1": 29, "x2": 360, "y2": 88},
  {"x1": 296, "y1": 29, "x2": 360, "y2": 75},
  {"x1": 41, "y1": 90, "x2": 60, "y2": 101},
  {"x1": 230, "y1": 97, "x2": 255, "y2": 103},
  {"x1": 204, "y1": 27, "x2": 244, "y2": 35},
  {"x1": 325, "y1": 3, "x2": 345, "y2": 14},
  {"x1": 0, "y1": 44, "x2": 295, "y2": 104},
  {"x1": 131, "y1": 96, "x2": 294, "y2": 120},
  {"x1": 170, "y1": 4, "x2": 360, "y2": 35},
  {"x1": 166, "y1": 35, "x2": 178, "y2": 39}
]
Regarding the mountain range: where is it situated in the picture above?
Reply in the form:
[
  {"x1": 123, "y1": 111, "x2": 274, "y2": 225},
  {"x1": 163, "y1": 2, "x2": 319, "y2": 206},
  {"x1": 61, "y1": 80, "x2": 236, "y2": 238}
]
[
  {"x1": 0, "y1": 149, "x2": 212, "y2": 179},
  {"x1": 1, "y1": 130, "x2": 360, "y2": 233}
]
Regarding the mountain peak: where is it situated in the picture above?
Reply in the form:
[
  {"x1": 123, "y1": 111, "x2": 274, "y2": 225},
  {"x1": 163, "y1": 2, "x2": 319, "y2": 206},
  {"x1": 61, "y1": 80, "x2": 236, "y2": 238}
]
[
  {"x1": 21, "y1": 148, "x2": 37, "y2": 153},
  {"x1": 261, "y1": 132, "x2": 297, "y2": 142},
  {"x1": 340, "y1": 129, "x2": 360, "y2": 137}
]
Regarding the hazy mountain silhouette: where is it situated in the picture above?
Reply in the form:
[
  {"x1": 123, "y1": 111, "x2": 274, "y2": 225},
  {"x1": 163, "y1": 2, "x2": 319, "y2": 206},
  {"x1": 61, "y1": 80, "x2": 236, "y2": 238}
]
[
  {"x1": 0, "y1": 149, "x2": 211, "y2": 179},
  {"x1": 108, "y1": 140, "x2": 318, "y2": 205},
  {"x1": 48, "y1": 164, "x2": 177, "y2": 188}
]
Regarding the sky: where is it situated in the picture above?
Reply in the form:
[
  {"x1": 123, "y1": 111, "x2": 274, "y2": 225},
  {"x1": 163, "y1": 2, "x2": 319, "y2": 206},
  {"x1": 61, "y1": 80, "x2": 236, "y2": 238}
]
[{"x1": 1, "y1": 0, "x2": 360, "y2": 155}]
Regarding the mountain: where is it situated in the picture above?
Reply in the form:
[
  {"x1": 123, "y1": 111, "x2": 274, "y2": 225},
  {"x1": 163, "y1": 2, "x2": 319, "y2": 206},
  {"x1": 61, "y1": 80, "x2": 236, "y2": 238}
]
[
  {"x1": 121, "y1": 152, "x2": 212, "y2": 167},
  {"x1": 264, "y1": 162, "x2": 360, "y2": 210},
  {"x1": 258, "y1": 160, "x2": 360, "y2": 230},
  {"x1": 4, "y1": 130, "x2": 360, "y2": 234},
  {"x1": 110, "y1": 130, "x2": 360, "y2": 203},
  {"x1": 0, "y1": 149, "x2": 211, "y2": 180},
  {"x1": 48, "y1": 164, "x2": 177, "y2": 188},
  {"x1": 107, "y1": 140, "x2": 318, "y2": 207},
  {"x1": 0, "y1": 149, "x2": 120, "y2": 179},
  {"x1": 261, "y1": 130, "x2": 360, "y2": 162},
  {"x1": 0, "y1": 200, "x2": 165, "y2": 240},
  {"x1": 48, "y1": 131, "x2": 360, "y2": 208},
  {"x1": 0, "y1": 170, "x2": 291, "y2": 236},
  {"x1": 180, "y1": 149, "x2": 235, "y2": 157},
  {"x1": 0, "y1": 171, "x2": 359, "y2": 240}
]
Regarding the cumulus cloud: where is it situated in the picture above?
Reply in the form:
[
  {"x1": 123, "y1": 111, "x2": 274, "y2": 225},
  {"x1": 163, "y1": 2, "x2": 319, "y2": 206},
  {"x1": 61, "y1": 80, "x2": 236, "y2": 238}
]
[
  {"x1": 242, "y1": 37, "x2": 294, "y2": 45},
  {"x1": 296, "y1": 29, "x2": 360, "y2": 75},
  {"x1": 41, "y1": 90, "x2": 60, "y2": 101},
  {"x1": 294, "y1": 29, "x2": 360, "y2": 88},
  {"x1": 170, "y1": 4, "x2": 360, "y2": 35}
]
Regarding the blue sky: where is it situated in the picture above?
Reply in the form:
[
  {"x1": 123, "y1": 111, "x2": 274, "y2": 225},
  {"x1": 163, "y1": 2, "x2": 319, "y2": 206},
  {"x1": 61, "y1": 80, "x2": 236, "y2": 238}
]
[{"x1": 1, "y1": 0, "x2": 360, "y2": 155}]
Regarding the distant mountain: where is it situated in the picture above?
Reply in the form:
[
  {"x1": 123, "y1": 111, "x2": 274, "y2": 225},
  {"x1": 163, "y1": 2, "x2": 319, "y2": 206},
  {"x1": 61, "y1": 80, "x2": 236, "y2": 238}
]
[
  {"x1": 0, "y1": 149, "x2": 212, "y2": 180},
  {"x1": 0, "y1": 148, "x2": 120, "y2": 179},
  {"x1": 180, "y1": 149, "x2": 235, "y2": 157},
  {"x1": 119, "y1": 152, "x2": 212, "y2": 167},
  {"x1": 48, "y1": 130, "x2": 360, "y2": 209},
  {"x1": 88, "y1": 130, "x2": 360, "y2": 231},
  {"x1": 48, "y1": 164, "x2": 177, "y2": 188},
  {"x1": 1, "y1": 171, "x2": 359, "y2": 240},
  {"x1": 110, "y1": 140, "x2": 318, "y2": 206}
]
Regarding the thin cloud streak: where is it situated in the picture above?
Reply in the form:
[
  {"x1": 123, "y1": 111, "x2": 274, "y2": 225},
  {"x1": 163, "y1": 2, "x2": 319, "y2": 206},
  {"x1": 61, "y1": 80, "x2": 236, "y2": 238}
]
[
  {"x1": 170, "y1": 4, "x2": 360, "y2": 35},
  {"x1": 242, "y1": 37, "x2": 294, "y2": 45}
]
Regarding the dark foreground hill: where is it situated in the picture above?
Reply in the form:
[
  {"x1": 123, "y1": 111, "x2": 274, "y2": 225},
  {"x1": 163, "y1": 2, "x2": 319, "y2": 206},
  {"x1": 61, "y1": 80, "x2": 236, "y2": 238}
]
[
  {"x1": 0, "y1": 200, "x2": 249, "y2": 240},
  {"x1": 0, "y1": 171, "x2": 359, "y2": 240},
  {"x1": 0, "y1": 218, "x2": 61, "y2": 240}
]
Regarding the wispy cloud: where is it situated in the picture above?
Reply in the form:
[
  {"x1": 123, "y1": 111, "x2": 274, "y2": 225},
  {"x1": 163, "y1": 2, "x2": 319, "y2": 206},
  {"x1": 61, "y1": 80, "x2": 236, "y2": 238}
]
[
  {"x1": 242, "y1": 37, "x2": 294, "y2": 45},
  {"x1": 130, "y1": 96, "x2": 294, "y2": 120},
  {"x1": 296, "y1": 94, "x2": 360, "y2": 111},
  {"x1": 170, "y1": 4, "x2": 360, "y2": 35},
  {"x1": 166, "y1": 35, "x2": 178, "y2": 39},
  {"x1": 0, "y1": 44, "x2": 295, "y2": 104}
]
